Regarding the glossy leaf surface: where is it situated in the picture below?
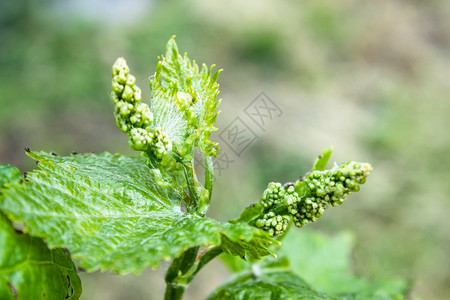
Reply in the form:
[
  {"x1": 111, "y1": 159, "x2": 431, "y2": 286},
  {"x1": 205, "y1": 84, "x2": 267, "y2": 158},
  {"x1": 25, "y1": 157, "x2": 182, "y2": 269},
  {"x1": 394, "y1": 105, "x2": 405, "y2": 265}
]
[
  {"x1": 0, "y1": 165, "x2": 81, "y2": 300},
  {"x1": 0, "y1": 152, "x2": 273, "y2": 274},
  {"x1": 0, "y1": 213, "x2": 82, "y2": 300}
]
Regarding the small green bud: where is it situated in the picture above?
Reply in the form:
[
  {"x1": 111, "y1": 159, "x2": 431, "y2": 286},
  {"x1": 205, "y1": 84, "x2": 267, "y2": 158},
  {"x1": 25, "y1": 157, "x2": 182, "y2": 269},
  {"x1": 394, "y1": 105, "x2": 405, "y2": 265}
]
[
  {"x1": 126, "y1": 74, "x2": 136, "y2": 86},
  {"x1": 115, "y1": 117, "x2": 131, "y2": 133},
  {"x1": 255, "y1": 219, "x2": 265, "y2": 227},
  {"x1": 111, "y1": 91, "x2": 119, "y2": 104},
  {"x1": 148, "y1": 127, "x2": 172, "y2": 159},
  {"x1": 114, "y1": 73, "x2": 127, "y2": 85},
  {"x1": 112, "y1": 57, "x2": 129, "y2": 76},
  {"x1": 260, "y1": 182, "x2": 285, "y2": 209},
  {"x1": 111, "y1": 57, "x2": 154, "y2": 142},
  {"x1": 122, "y1": 85, "x2": 134, "y2": 101},
  {"x1": 133, "y1": 86, "x2": 142, "y2": 101},
  {"x1": 112, "y1": 81, "x2": 124, "y2": 94},
  {"x1": 128, "y1": 128, "x2": 152, "y2": 151},
  {"x1": 255, "y1": 212, "x2": 290, "y2": 237},
  {"x1": 118, "y1": 103, "x2": 133, "y2": 116}
]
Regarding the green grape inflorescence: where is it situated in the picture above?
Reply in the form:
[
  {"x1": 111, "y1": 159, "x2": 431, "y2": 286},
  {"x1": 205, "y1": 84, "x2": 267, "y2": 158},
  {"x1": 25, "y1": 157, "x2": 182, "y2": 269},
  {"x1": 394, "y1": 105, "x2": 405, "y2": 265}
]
[
  {"x1": 260, "y1": 182, "x2": 284, "y2": 209},
  {"x1": 291, "y1": 161, "x2": 372, "y2": 228},
  {"x1": 255, "y1": 212, "x2": 290, "y2": 237},
  {"x1": 111, "y1": 58, "x2": 151, "y2": 132},
  {"x1": 111, "y1": 58, "x2": 172, "y2": 160},
  {"x1": 253, "y1": 161, "x2": 372, "y2": 236},
  {"x1": 254, "y1": 183, "x2": 300, "y2": 237}
]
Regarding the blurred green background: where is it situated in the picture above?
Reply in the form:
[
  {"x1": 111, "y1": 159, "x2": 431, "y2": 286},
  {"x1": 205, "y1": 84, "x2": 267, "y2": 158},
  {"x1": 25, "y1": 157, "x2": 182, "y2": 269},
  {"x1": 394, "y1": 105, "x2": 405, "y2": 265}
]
[{"x1": 1, "y1": 0, "x2": 449, "y2": 299}]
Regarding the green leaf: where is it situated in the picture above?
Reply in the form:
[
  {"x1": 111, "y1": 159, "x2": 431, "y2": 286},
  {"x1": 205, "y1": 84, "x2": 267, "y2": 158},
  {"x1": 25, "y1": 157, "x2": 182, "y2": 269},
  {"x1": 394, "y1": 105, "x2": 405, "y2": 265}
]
[
  {"x1": 207, "y1": 268, "x2": 339, "y2": 300},
  {"x1": 0, "y1": 165, "x2": 22, "y2": 189},
  {"x1": 0, "y1": 152, "x2": 274, "y2": 274},
  {"x1": 229, "y1": 203, "x2": 264, "y2": 224},
  {"x1": 151, "y1": 37, "x2": 222, "y2": 157},
  {"x1": 220, "y1": 233, "x2": 276, "y2": 261},
  {"x1": 312, "y1": 146, "x2": 333, "y2": 171},
  {"x1": 219, "y1": 252, "x2": 249, "y2": 274},
  {"x1": 0, "y1": 213, "x2": 82, "y2": 300},
  {"x1": 0, "y1": 166, "x2": 81, "y2": 300},
  {"x1": 280, "y1": 229, "x2": 410, "y2": 298},
  {"x1": 218, "y1": 229, "x2": 409, "y2": 299}
]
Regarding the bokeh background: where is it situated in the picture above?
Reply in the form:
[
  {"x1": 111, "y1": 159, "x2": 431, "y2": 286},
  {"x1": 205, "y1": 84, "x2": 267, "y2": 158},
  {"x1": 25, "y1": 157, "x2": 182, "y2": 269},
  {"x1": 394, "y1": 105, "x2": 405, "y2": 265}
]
[{"x1": 1, "y1": 0, "x2": 449, "y2": 299}]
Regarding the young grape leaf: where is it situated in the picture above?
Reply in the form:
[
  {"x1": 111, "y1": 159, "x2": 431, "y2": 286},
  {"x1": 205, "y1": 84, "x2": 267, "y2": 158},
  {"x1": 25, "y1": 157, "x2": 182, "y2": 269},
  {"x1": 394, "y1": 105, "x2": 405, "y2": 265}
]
[
  {"x1": 0, "y1": 152, "x2": 274, "y2": 274},
  {"x1": 0, "y1": 165, "x2": 81, "y2": 300},
  {"x1": 229, "y1": 203, "x2": 264, "y2": 225},
  {"x1": 311, "y1": 146, "x2": 333, "y2": 172},
  {"x1": 151, "y1": 36, "x2": 222, "y2": 157}
]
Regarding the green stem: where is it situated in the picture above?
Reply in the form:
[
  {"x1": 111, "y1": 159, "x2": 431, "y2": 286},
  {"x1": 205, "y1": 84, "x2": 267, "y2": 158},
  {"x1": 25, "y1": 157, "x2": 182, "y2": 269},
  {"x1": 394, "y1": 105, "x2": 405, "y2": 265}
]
[
  {"x1": 164, "y1": 155, "x2": 217, "y2": 299},
  {"x1": 204, "y1": 156, "x2": 214, "y2": 201},
  {"x1": 164, "y1": 283, "x2": 186, "y2": 300},
  {"x1": 182, "y1": 163, "x2": 201, "y2": 213},
  {"x1": 182, "y1": 158, "x2": 210, "y2": 215},
  {"x1": 146, "y1": 156, "x2": 192, "y2": 208},
  {"x1": 187, "y1": 246, "x2": 223, "y2": 282},
  {"x1": 164, "y1": 247, "x2": 199, "y2": 300},
  {"x1": 165, "y1": 247, "x2": 199, "y2": 282}
]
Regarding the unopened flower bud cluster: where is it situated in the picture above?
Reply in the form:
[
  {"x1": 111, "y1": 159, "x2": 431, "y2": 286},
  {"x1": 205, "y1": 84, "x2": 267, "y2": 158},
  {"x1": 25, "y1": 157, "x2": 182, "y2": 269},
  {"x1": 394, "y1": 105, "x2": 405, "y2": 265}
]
[
  {"x1": 291, "y1": 161, "x2": 372, "y2": 228},
  {"x1": 255, "y1": 212, "x2": 290, "y2": 237},
  {"x1": 256, "y1": 183, "x2": 300, "y2": 236},
  {"x1": 254, "y1": 162, "x2": 372, "y2": 235},
  {"x1": 111, "y1": 58, "x2": 172, "y2": 159}
]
